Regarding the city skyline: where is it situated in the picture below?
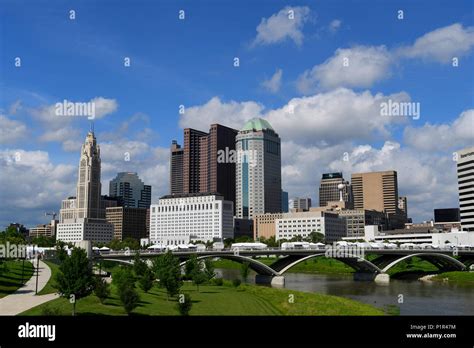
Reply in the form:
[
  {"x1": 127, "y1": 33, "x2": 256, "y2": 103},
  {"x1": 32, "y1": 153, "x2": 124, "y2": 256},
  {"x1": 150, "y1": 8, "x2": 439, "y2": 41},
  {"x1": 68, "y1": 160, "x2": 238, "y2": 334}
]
[{"x1": 1, "y1": 0, "x2": 474, "y2": 227}]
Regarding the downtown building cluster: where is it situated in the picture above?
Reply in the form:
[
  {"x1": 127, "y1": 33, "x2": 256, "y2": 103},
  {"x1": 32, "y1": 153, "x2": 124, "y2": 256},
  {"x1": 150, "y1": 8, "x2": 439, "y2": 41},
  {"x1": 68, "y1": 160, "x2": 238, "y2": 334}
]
[{"x1": 37, "y1": 121, "x2": 473, "y2": 247}]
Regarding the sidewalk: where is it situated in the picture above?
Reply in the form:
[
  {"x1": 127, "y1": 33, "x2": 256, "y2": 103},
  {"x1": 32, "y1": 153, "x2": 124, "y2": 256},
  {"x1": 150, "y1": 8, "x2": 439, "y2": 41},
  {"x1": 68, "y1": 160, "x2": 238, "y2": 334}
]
[{"x1": 0, "y1": 259, "x2": 59, "y2": 315}]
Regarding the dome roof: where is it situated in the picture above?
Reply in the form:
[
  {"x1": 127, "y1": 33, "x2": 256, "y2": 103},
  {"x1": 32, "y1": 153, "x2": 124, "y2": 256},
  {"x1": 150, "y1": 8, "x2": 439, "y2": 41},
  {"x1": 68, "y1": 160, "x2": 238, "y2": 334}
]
[{"x1": 241, "y1": 118, "x2": 274, "y2": 132}]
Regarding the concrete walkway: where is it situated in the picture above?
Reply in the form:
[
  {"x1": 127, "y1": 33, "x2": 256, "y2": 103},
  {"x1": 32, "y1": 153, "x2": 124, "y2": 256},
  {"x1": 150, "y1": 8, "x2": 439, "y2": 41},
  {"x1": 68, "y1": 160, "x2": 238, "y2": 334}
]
[{"x1": 0, "y1": 259, "x2": 59, "y2": 315}]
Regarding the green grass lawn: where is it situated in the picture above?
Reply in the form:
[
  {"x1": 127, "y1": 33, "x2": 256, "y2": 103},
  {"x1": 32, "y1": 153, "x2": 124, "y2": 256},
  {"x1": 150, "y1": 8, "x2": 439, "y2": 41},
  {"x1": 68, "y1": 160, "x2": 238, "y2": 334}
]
[
  {"x1": 431, "y1": 271, "x2": 474, "y2": 284},
  {"x1": 20, "y1": 280, "x2": 385, "y2": 316},
  {"x1": 37, "y1": 260, "x2": 61, "y2": 295},
  {"x1": 0, "y1": 260, "x2": 34, "y2": 298}
]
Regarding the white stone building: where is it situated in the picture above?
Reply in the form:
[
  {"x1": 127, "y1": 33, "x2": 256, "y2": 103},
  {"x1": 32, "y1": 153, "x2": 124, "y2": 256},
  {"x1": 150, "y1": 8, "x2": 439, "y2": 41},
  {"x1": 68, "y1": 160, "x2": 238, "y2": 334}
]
[
  {"x1": 149, "y1": 193, "x2": 234, "y2": 245},
  {"x1": 275, "y1": 211, "x2": 346, "y2": 243}
]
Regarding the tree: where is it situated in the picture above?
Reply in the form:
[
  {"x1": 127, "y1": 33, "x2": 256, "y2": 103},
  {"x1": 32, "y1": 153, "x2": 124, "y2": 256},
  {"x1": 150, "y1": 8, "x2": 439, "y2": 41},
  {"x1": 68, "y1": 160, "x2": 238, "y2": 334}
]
[
  {"x1": 93, "y1": 277, "x2": 110, "y2": 304},
  {"x1": 120, "y1": 285, "x2": 140, "y2": 315},
  {"x1": 235, "y1": 236, "x2": 253, "y2": 243},
  {"x1": 176, "y1": 294, "x2": 192, "y2": 316},
  {"x1": 55, "y1": 241, "x2": 68, "y2": 263},
  {"x1": 185, "y1": 254, "x2": 198, "y2": 279},
  {"x1": 133, "y1": 252, "x2": 148, "y2": 277},
  {"x1": 139, "y1": 268, "x2": 154, "y2": 293},
  {"x1": 307, "y1": 231, "x2": 325, "y2": 243},
  {"x1": 203, "y1": 258, "x2": 216, "y2": 280},
  {"x1": 122, "y1": 237, "x2": 140, "y2": 251},
  {"x1": 112, "y1": 267, "x2": 135, "y2": 292},
  {"x1": 108, "y1": 238, "x2": 123, "y2": 251},
  {"x1": 55, "y1": 248, "x2": 94, "y2": 316},
  {"x1": 240, "y1": 262, "x2": 250, "y2": 282},
  {"x1": 152, "y1": 251, "x2": 182, "y2": 299},
  {"x1": 191, "y1": 260, "x2": 207, "y2": 292}
]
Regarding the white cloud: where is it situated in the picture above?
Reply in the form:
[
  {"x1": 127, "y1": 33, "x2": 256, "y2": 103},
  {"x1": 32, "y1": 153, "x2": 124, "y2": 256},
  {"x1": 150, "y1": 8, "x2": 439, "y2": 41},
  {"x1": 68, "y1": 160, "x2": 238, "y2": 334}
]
[
  {"x1": 329, "y1": 19, "x2": 342, "y2": 33},
  {"x1": 0, "y1": 149, "x2": 76, "y2": 227},
  {"x1": 265, "y1": 88, "x2": 409, "y2": 145},
  {"x1": 398, "y1": 23, "x2": 474, "y2": 63},
  {"x1": 403, "y1": 109, "x2": 474, "y2": 151},
  {"x1": 179, "y1": 96, "x2": 264, "y2": 131},
  {"x1": 0, "y1": 115, "x2": 28, "y2": 144},
  {"x1": 91, "y1": 97, "x2": 118, "y2": 119},
  {"x1": 253, "y1": 6, "x2": 311, "y2": 47},
  {"x1": 281, "y1": 140, "x2": 459, "y2": 222},
  {"x1": 261, "y1": 69, "x2": 283, "y2": 93},
  {"x1": 31, "y1": 97, "x2": 118, "y2": 127},
  {"x1": 297, "y1": 45, "x2": 392, "y2": 92}
]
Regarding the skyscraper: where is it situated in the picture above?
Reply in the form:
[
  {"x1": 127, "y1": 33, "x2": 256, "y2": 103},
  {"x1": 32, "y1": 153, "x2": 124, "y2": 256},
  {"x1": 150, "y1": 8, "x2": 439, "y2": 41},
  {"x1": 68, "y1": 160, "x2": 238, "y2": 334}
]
[
  {"x1": 183, "y1": 128, "x2": 208, "y2": 193},
  {"x1": 200, "y1": 124, "x2": 238, "y2": 206},
  {"x1": 57, "y1": 130, "x2": 114, "y2": 243},
  {"x1": 351, "y1": 170, "x2": 405, "y2": 228},
  {"x1": 109, "y1": 172, "x2": 151, "y2": 208},
  {"x1": 76, "y1": 131, "x2": 102, "y2": 219},
  {"x1": 457, "y1": 146, "x2": 474, "y2": 232},
  {"x1": 170, "y1": 140, "x2": 184, "y2": 194},
  {"x1": 172, "y1": 124, "x2": 238, "y2": 205},
  {"x1": 319, "y1": 173, "x2": 353, "y2": 208},
  {"x1": 236, "y1": 118, "x2": 281, "y2": 219}
]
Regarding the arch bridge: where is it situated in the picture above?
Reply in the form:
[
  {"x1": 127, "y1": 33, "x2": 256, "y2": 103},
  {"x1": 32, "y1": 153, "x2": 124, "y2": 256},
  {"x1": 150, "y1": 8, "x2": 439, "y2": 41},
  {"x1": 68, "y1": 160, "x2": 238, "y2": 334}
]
[{"x1": 95, "y1": 248, "x2": 473, "y2": 285}]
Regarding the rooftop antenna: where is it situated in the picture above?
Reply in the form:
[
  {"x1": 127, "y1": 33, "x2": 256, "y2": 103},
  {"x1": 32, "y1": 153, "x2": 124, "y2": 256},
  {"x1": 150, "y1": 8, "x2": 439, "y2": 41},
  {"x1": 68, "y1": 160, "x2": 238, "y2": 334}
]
[{"x1": 90, "y1": 120, "x2": 94, "y2": 134}]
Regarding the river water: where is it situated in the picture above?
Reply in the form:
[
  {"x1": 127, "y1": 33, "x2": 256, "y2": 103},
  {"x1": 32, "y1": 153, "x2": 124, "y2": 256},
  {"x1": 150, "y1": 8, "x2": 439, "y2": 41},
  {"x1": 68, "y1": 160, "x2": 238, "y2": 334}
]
[{"x1": 216, "y1": 269, "x2": 474, "y2": 315}]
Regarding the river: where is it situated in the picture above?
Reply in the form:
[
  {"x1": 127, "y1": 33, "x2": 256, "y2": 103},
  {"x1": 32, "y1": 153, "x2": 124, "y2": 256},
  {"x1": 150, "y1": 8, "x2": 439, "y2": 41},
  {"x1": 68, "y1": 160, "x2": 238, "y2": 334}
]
[{"x1": 216, "y1": 268, "x2": 474, "y2": 315}]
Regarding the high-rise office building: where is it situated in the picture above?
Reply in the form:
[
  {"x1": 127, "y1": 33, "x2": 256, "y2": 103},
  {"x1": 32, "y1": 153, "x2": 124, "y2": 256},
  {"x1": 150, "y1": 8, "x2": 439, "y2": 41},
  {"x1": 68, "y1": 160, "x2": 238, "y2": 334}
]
[
  {"x1": 281, "y1": 191, "x2": 289, "y2": 213},
  {"x1": 170, "y1": 140, "x2": 184, "y2": 194},
  {"x1": 319, "y1": 173, "x2": 353, "y2": 208},
  {"x1": 106, "y1": 207, "x2": 148, "y2": 241},
  {"x1": 457, "y1": 146, "x2": 474, "y2": 232},
  {"x1": 57, "y1": 131, "x2": 113, "y2": 243},
  {"x1": 199, "y1": 124, "x2": 238, "y2": 206},
  {"x1": 109, "y1": 172, "x2": 151, "y2": 208},
  {"x1": 290, "y1": 197, "x2": 312, "y2": 211},
  {"x1": 172, "y1": 124, "x2": 238, "y2": 205},
  {"x1": 236, "y1": 118, "x2": 281, "y2": 219},
  {"x1": 351, "y1": 170, "x2": 405, "y2": 228},
  {"x1": 183, "y1": 128, "x2": 208, "y2": 193}
]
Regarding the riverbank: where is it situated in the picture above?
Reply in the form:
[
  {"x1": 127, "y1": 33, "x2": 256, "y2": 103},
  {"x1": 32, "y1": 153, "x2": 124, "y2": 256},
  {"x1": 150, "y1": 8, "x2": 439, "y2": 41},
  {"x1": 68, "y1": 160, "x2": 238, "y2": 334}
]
[
  {"x1": 20, "y1": 280, "x2": 385, "y2": 316},
  {"x1": 430, "y1": 271, "x2": 474, "y2": 285}
]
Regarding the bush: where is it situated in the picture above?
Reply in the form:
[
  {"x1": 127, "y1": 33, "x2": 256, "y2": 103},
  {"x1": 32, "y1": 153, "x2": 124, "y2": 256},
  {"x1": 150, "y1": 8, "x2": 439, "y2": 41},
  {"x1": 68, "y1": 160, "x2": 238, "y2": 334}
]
[
  {"x1": 232, "y1": 278, "x2": 241, "y2": 287},
  {"x1": 176, "y1": 293, "x2": 192, "y2": 316},
  {"x1": 211, "y1": 278, "x2": 223, "y2": 286}
]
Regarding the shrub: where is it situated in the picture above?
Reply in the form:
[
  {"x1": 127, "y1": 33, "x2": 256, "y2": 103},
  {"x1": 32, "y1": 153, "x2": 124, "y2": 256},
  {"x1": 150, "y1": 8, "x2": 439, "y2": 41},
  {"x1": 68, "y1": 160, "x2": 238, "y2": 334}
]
[
  {"x1": 232, "y1": 278, "x2": 241, "y2": 287},
  {"x1": 93, "y1": 277, "x2": 110, "y2": 304},
  {"x1": 176, "y1": 293, "x2": 192, "y2": 316},
  {"x1": 211, "y1": 278, "x2": 223, "y2": 286}
]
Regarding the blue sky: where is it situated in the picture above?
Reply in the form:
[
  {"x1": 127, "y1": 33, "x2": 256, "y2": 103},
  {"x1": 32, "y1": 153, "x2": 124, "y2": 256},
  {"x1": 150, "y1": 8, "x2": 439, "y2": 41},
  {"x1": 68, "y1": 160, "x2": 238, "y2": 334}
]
[{"x1": 1, "y1": 0, "x2": 473, "y2": 227}]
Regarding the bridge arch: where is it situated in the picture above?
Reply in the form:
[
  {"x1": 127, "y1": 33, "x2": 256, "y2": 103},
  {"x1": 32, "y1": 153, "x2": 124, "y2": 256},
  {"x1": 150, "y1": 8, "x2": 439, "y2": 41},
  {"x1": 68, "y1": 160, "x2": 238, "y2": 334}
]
[
  {"x1": 274, "y1": 253, "x2": 383, "y2": 275},
  {"x1": 101, "y1": 258, "x2": 134, "y2": 265},
  {"x1": 381, "y1": 253, "x2": 466, "y2": 273},
  {"x1": 179, "y1": 254, "x2": 279, "y2": 276}
]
